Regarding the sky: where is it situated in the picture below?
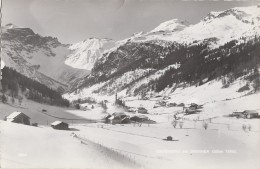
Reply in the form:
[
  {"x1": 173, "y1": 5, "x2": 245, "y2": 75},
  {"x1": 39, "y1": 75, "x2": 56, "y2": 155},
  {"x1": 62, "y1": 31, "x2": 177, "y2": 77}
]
[{"x1": 2, "y1": 0, "x2": 259, "y2": 44}]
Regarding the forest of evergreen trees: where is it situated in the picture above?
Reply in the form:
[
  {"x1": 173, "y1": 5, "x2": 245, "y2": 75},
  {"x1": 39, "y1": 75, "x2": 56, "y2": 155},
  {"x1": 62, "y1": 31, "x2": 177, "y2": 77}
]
[
  {"x1": 1, "y1": 67, "x2": 70, "y2": 107},
  {"x1": 152, "y1": 37, "x2": 260, "y2": 92}
]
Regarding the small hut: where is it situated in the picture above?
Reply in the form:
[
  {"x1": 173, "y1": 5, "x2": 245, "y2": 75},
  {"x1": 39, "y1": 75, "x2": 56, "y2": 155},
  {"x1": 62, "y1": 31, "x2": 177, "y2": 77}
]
[
  {"x1": 167, "y1": 102, "x2": 177, "y2": 107},
  {"x1": 51, "y1": 121, "x2": 69, "y2": 130},
  {"x1": 138, "y1": 107, "x2": 148, "y2": 114},
  {"x1": 177, "y1": 103, "x2": 185, "y2": 107},
  {"x1": 6, "y1": 111, "x2": 30, "y2": 125},
  {"x1": 243, "y1": 110, "x2": 259, "y2": 119},
  {"x1": 166, "y1": 136, "x2": 173, "y2": 141},
  {"x1": 130, "y1": 115, "x2": 149, "y2": 122}
]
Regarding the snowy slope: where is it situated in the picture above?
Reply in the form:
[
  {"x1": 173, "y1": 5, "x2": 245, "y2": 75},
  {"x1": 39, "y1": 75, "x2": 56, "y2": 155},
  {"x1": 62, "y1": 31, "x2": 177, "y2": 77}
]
[
  {"x1": 0, "y1": 121, "x2": 138, "y2": 169},
  {"x1": 151, "y1": 19, "x2": 189, "y2": 32},
  {"x1": 65, "y1": 38, "x2": 115, "y2": 70},
  {"x1": 1, "y1": 24, "x2": 90, "y2": 90},
  {"x1": 124, "y1": 5, "x2": 260, "y2": 48}
]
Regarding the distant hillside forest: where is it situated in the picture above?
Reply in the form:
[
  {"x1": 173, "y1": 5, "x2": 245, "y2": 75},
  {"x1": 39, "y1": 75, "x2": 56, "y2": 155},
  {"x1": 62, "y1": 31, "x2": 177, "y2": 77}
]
[
  {"x1": 1, "y1": 67, "x2": 70, "y2": 107},
  {"x1": 76, "y1": 36, "x2": 260, "y2": 96},
  {"x1": 152, "y1": 37, "x2": 260, "y2": 92}
]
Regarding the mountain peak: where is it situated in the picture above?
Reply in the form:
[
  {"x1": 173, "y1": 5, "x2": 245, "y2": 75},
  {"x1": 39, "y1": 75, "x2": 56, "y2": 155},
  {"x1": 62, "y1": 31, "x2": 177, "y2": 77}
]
[
  {"x1": 65, "y1": 37, "x2": 116, "y2": 70},
  {"x1": 203, "y1": 5, "x2": 260, "y2": 23},
  {"x1": 151, "y1": 19, "x2": 189, "y2": 32}
]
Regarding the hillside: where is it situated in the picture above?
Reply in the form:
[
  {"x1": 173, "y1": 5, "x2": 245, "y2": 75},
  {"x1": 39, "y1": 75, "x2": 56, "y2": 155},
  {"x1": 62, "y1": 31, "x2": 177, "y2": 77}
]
[
  {"x1": 65, "y1": 38, "x2": 116, "y2": 70},
  {"x1": 65, "y1": 5, "x2": 260, "y2": 99},
  {"x1": 1, "y1": 3, "x2": 260, "y2": 169},
  {"x1": 1, "y1": 24, "x2": 116, "y2": 92},
  {"x1": 2, "y1": 88, "x2": 260, "y2": 169},
  {"x1": 1, "y1": 66, "x2": 70, "y2": 107}
]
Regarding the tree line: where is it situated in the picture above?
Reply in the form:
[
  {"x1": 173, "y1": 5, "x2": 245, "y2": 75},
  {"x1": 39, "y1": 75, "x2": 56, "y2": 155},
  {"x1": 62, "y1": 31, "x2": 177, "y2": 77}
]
[{"x1": 1, "y1": 67, "x2": 70, "y2": 107}]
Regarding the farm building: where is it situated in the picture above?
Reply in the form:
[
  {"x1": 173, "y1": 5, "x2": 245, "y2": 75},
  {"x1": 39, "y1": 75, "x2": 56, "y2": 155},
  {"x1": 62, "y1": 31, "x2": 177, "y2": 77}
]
[
  {"x1": 167, "y1": 102, "x2": 177, "y2": 107},
  {"x1": 189, "y1": 103, "x2": 198, "y2": 109},
  {"x1": 243, "y1": 110, "x2": 259, "y2": 119},
  {"x1": 178, "y1": 103, "x2": 185, "y2": 107},
  {"x1": 232, "y1": 112, "x2": 246, "y2": 118},
  {"x1": 109, "y1": 112, "x2": 130, "y2": 124},
  {"x1": 166, "y1": 136, "x2": 173, "y2": 141},
  {"x1": 6, "y1": 111, "x2": 30, "y2": 125},
  {"x1": 231, "y1": 110, "x2": 259, "y2": 119},
  {"x1": 127, "y1": 107, "x2": 137, "y2": 112},
  {"x1": 51, "y1": 121, "x2": 69, "y2": 130},
  {"x1": 159, "y1": 101, "x2": 167, "y2": 106},
  {"x1": 189, "y1": 103, "x2": 203, "y2": 110},
  {"x1": 112, "y1": 112, "x2": 127, "y2": 119},
  {"x1": 130, "y1": 115, "x2": 149, "y2": 122},
  {"x1": 184, "y1": 108, "x2": 198, "y2": 114},
  {"x1": 138, "y1": 107, "x2": 148, "y2": 114}
]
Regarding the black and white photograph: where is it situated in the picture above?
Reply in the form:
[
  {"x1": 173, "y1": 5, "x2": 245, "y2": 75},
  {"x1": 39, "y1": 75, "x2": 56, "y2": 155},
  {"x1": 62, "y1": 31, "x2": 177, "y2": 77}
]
[{"x1": 0, "y1": 0, "x2": 260, "y2": 168}]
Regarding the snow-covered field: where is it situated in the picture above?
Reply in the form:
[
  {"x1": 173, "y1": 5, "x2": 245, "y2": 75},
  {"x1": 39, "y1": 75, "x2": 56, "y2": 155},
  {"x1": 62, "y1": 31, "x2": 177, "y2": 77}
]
[
  {"x1": 0, "y1": 98, "x2": 94, "y2": 125},
  {"x1": 1, "y1": 113, "x2": 260, "y2": 169},
  {"x1": 58, "y1": 76, "x2": 260, "y2": 169},
  {"x1": 1, "y1": 81, "x2": 260, "y2": 168}
]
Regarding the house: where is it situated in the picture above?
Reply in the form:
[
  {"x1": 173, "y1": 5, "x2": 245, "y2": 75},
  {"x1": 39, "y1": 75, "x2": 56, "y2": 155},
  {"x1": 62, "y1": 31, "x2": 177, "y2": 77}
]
[
  {"x1": 166, "y1": 136, "x2": 173, "y2": 141},
  {"x1": 231, "y1": 110, "x2": 259, "y2": 119},
  {"x1": 127, "y1": 107, "x2": 137, "y2": 113},
  {"x1": 184, "y1": 104, "x2": 202, "y2": 114},
  {"x1": 6, "y1": 111, "x2": 30, "y2": 125},
  {"x1": 189, "y1": 103, "x2": 203, "y2": 110},
  {"x1": 167, "y1": 102, "x2": 177, "y2": 107},
  {"x1": 159, "y1": 101, "x2": 167, "y2": 107},
  {"x1": 154, "y1": 100, "x2": 167, "y2": 108},
  {"x1": 138, "y1": 107, "x2": 148, "y2": 114},
  {"x1": 243, "y1": 110, "x2": 259, "y2": 119},
  {"x1": 51, "y1": 121, "x2": 69, "y2": 130},
  {"x1": 177, "y1": 103, "x2": 185, "y2": 107},
  {"x1": 184, "y1": 108, "x2": 197, "y2": 114},
  {"x1": 231, "y1": 112, "x2": 246, "y2": 118},
  {"x1": 130, "y1": 115, "x2": 149, "y2": 122},
  {"x1": 189, "y1": 103, "x2": 198, "y2": 109},
  {"x1": 112, "y1": 112, "x2": 127, "y2": 119},
  {"x1": 110, "y1": 112, "x2": 129, "y2": 124}
]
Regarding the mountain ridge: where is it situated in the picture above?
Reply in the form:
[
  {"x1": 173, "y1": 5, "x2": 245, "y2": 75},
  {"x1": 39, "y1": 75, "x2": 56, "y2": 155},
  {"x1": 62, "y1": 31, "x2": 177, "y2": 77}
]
[{"x1": 64, "y1": 5, "x2": 260, "y2": 100}]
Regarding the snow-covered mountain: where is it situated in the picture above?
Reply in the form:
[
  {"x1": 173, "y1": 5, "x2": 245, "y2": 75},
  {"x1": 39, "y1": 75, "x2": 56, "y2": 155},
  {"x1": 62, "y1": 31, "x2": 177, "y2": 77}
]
[
  {"x1": 1, "y1": 24, "x2": 115, "y2": 92},
  {"x1": 151, "y1": 19, "x2": 189, "y2": 32},
  {"x1": 65, "y1": 5, "x2": 260, "y2": 100},
  {"x1": 65, "y1": 38, "x2": 115, "y2": 70},
  {"x1": 121, "y1": 5, "x2": 260, "y2": 48}
]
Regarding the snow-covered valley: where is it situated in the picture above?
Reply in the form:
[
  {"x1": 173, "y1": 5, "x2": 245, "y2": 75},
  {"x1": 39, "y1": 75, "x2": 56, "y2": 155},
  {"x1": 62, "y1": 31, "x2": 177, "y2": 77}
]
[
  {"x1": 1, "y1": 3, "x2": 260, "y2": 169},
  {"x1": 1, "y1": 75, "x2": 260, "y2": 168}
]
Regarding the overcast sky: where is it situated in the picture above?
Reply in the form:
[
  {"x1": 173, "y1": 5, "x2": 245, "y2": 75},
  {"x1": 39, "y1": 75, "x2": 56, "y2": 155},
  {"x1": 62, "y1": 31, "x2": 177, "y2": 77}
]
[{"x1": 2, "y1": 0, "x2": 259, "y2": 44}]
